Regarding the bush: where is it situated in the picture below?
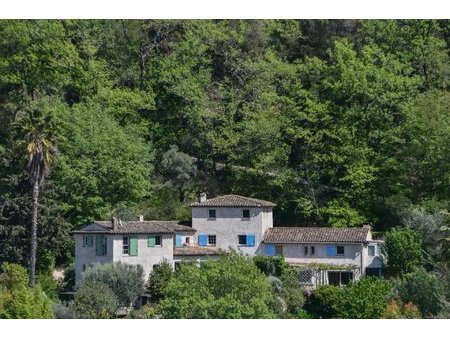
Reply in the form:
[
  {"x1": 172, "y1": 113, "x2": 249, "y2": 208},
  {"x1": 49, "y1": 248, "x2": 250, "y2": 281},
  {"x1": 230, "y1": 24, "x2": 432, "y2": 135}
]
[
  {"x1": 146, "y1": 259, "x2": 173, "y2": 302},
  {"x1": 74, "y1": 280, "x2": 119, "y2": 319},
  {"x1": 127, "y1": 304, "x2": 156, "y2": 319},
  {"x1": 395, "y1": 268, "x2": 445, "y2": 317},
  {"x1": 305, "y1": 285, "x2": 344, "y2": 318},
  {"x1": 82, "y1": 262, "x2": 144, "y2": 307},
  {"x1": 279, "y1": 269, "x2": 305, "y2": 315},
  {"x1": 383, "y1": 227, "x2": 424, "y2": 277},
  {"x1": 52, "y1": 300, "x2": 78, "y2": 319},
  {"x1": 296, "y1": 309, "x2": 314, "y2": 319},
  {"x1": 338, "y1": 277, "x2": 391, "y2": 319},
  {"x1": 382, "y1": 297, "x2": 422, "y2": 319},
  {"x1": 0, "y1": 263, "x2": 53, "y2": 319},
  {"x1": 253, "y1": 255, "x2": 289, "y2": 277},
  {"x1": 157, "y1": 252, "x2": 275, "y2": 318},
  {"x1": 36, "y1": 272, "x2": 60, "y2": 300},
  {"x1": 62, "y1": 263, "x2": 75, "y2": 291}
]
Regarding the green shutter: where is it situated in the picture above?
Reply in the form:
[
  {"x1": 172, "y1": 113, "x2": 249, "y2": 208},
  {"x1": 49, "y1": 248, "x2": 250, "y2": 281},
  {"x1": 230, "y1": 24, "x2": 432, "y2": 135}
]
[
  {"x1": 87, "y1": 236, "x2": 94, "y2": 247},
  {"x1": 148, "y1": 236, "x2": 156, "y2": 247},
  {"x1": 130, "y1": 236, "x2": 138, "y2": 256},
  {"x1": 95, "y1": 236, "x2": 104, "y2": 256}
]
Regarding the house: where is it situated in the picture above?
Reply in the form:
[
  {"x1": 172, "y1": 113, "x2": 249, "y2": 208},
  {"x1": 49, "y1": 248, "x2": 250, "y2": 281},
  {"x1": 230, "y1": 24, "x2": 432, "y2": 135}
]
[
  {"x1": 263, "y1": 226, "x2": 384, "y2": 287},
  {"x1": 74, "y1": 193, "x2": 384, "y2": 286}
]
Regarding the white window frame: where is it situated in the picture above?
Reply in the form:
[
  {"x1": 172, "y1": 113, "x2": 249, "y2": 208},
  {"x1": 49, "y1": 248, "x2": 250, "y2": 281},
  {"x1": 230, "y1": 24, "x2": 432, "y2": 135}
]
[
  {"x1": 122, "y1": 236, "x2": 130, "y2": 255},
  {"x1": 207, "y1": 234, "x2": 216, "y2": 246}
]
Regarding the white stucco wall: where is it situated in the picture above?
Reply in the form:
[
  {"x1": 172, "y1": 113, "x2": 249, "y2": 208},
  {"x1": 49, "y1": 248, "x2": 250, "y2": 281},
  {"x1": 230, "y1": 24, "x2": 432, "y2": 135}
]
[
  {"x1": 74, "y1": 234, "x2": 114, "y2": 283},
  {"x1": 191, "y1": 207, "x2": 272, "y2": 255},
  {"x1": 112, "y1": 234, "x2": 174, "y2": 279}
]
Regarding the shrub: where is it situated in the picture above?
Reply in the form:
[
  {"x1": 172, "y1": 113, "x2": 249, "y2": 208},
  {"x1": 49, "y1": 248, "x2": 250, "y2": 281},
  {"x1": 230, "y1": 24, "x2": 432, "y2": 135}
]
[
  {"x1": 52, "y1": 300, "x2": 78, "y2": 319},
  {"x1": 36, "y1": 272, "x2": 60, "y2": 300},
  {"x1": 383, "y1": 227, "x2": 424, "y2": 277},
  {"x1": 338, "y1": 277, "x2": 391, "y2": 319},
  {"x1": 62, "y1": 263, "x2": 75, "y2": 291},
  {"x1": 296, "y1": 309, "x2": 314, "y2": 319},
  {"x1": 279, "y1": 269, "x2": 305, "y2": 315},
  {"x1": 157, "y1": 252, "x2": 275, "y2": 318},
  {"x1": 395, "y1": 268, "x2": 445, "y2": 317},
  {"x1": 74, "y1": 280, "x2": 119, "y2": 319},
  {"x1": 305, "y1": 285, "x2": 344, "y2": 318},
  {"x1": 382, "y1": 297, "x2": 422, "y2": 319},
  {"x1": 146, "y1": 259, "x2": 173, "y2": 302},
  {"x1": 253, "y1": 255, "x2": 289, "y2": 277},
  {"x1": 82, "y1": 262, "x2": 144, "y2": 307},
  {"x1": 0, "y1": 263, "x2": 53, "y2": 319}
]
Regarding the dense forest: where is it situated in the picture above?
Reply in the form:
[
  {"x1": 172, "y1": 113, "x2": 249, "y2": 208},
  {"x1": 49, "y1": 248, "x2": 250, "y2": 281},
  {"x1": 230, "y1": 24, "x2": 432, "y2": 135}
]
[{"x1": 0, "y1": 19, "x2": 449, "y2": 273}]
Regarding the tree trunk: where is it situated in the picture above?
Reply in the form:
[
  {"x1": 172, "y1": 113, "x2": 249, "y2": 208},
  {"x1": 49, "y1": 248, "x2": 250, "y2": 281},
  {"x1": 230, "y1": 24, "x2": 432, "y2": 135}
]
[{"x1": 29, "y1": 179, "x2": 39, "y2": 289}]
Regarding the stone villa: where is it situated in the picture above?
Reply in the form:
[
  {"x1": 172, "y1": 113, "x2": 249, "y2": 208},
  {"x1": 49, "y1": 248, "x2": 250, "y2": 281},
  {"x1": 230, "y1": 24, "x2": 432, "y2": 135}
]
[{"x1": 74, "y1": 194, "x2": 384, "y2": 287}]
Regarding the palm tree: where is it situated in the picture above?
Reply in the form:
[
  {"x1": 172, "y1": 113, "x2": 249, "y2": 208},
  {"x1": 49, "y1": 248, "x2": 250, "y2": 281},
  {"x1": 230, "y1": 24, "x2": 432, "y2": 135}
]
[{"x1": 14, "y1": 102, "x2": 59, "y2": 288}]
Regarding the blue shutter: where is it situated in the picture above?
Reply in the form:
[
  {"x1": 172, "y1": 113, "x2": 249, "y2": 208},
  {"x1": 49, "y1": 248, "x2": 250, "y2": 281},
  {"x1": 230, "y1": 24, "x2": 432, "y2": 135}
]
[
  {"x1": 326, "y1": 245, "x2": 337, "y2": 256},
  {"x1": 198, "y1": 234, "x2": 208, "y2": 246},
  {"x1": 265, "y1": 244, "x2": 275, "y2": 256},
  {"x1": 176, "y1": 234, "x2": 182, "y2": 248},
  {"x1": 246, "y1": 234, "x2": 255, "y2": 247}
]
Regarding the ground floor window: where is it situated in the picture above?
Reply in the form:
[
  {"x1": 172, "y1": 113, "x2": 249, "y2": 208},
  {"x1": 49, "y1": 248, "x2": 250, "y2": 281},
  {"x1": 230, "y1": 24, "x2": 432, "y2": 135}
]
[
  {"x1": 275, "y1": 244, "x2": 283, "y2": 256},
  {"x1": 208, "y1": 235, "x2": 216, "y2": 246},
  {"x1": 366, "y1": 267, "x2": 385, "y2": 278},
  {"x1": 328, "y1": 271, "x2": 353, "y2": 286}
]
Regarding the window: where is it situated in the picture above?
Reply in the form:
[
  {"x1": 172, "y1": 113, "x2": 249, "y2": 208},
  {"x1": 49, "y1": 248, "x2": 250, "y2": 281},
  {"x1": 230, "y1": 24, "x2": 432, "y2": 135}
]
[
  {"x1": 82, "y1": 264, "x2": 86, "y2": 272},
  {"x1": 337, "y1": 246, "x2": 345, "y2": 255},
  {"x1": 304, "y1": 246, "x2": 308, "y2": 255},
  {"x1": 148, "y1": 235, "x2": 162, "y2": 247},
  {"x1": 83, "y1": 235, "x2": 93, "y2": 247},
  {"x1": 208, "y1": 209, "x2": 216, "y2": 219},
  {"x1": 238, "y1": 235, "x2": 247, "y2": 245},
  {"x1": 96, "y1": 235, "x2": 107, "y2": 256},
  {"x1": 368, "y1": 245, "x2": 375, "y2": 256},
  {"x1": 185, "y1": 237, "x2": 190, "y2": 245},
  {"x1": 242, "y1": 209, "x2": 250, "y2": 219},
  {"x1": 311, "y1": 246, "x2": 315, "y2": 255},
  {"x1": 123, "y1": 236, "x2": 129, "y2": 255},
  {"x1": 275, "y1": 245, "x2": 283, "y2": 256},
  {"x1": 208, "y1": 235, "x2": 216, "y2": 246}
]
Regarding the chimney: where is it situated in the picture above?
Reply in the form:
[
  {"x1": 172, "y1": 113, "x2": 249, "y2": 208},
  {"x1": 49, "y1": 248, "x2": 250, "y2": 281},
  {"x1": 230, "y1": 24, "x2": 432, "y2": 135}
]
[
  {"x1": 139, "y1": 215, "x2": 144, "y2": 222},
  {"x1": 112, "y1": 217, "x2": 118, "y2": 231},
  {"x1": 199, "y1": 192, "x2": 207, "y2": 203},
  {"x1": 362, "y1": 222, "x2": 371, "y2": 229}
]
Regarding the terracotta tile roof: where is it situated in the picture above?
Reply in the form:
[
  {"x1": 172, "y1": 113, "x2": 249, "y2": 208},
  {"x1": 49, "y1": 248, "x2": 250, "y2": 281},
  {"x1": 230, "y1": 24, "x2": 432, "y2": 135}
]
[
  {"x1": 190, "y1": 194, "x2": 276, "y2": 207},
  {"x1": 173, "y1": 246, "x2": 220, "y2": 256},
  {"x1": 263, "y1": 227, "x2": 370, "y2": 243},
  {"x1": 74, "y1": 220, "x2": 194, "y2": 235}
]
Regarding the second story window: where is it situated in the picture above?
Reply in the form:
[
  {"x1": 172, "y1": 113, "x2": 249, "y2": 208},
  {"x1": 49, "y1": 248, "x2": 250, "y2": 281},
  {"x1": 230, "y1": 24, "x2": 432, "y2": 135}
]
[
  {"x1": 238, "y1": 234, "x2": 256, "y2": 247},
  {"x1": 208, "y1": 209, "x2": 216, "y2": 219},
  {"x1": 185, "y1": 237, "x2": 190, "y2": 245},
  {"x1": 95, "y1": 235, "x2": 107, "y2": 256},
  {"x1": 83, "y1": 235, "x2": 93, "y2": 248},
  {"x1": 123, "y1": 236, "x2": 129, "y2": 255},
  {"x1": 148, "y1": 235, "x2": 162, "y2": 247},
  {"x1": 208, "y1": 235, "x2": 216, "y2": 246},
  {"x1": 368, "y1": 245, "x2": 375, "y2": 256},
  {"x1": 242, "y1": 209, "x2": 250, "y2": 219}
]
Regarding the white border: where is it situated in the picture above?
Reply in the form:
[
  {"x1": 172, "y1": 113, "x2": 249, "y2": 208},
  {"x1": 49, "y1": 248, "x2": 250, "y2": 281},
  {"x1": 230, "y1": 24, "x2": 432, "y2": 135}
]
[{"x1": 0, "y1": 0, "x2": 449, "y2": 19}]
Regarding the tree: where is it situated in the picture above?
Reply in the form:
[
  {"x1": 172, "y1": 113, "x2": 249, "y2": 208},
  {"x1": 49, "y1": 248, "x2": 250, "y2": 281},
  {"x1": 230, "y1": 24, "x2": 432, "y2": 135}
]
[
  {"x1": 157, "y1": 252, "x2": 275, "y2": 318},
  {"x1": 81, "y1": 262, "x2": 144, "y2": 307},
  {"x1": 146, "y1": 259, "x2": 173, "y2": 302},
  {"x1": 394, "y1": 268, "x2": 445, "y2": 317},
  {"x1": 383, "y1": 227, "x2": 424, "y2": 277},
  {"x1": 338, "y1": 277, "x2": 392, "y2": 319},
  {"x1": 0, "y1": 263, "x2": 53, "y2": 318},
  {"x1": 382, "y1": 297, "x2": 422, "y2": 319},
  {"x1": 13, "y1": 99, "x2": 60, "y2": 288},
  {"x1": 74, "y1": 280, "x2": 119, "y2": 319},
  {"x1": 279, "y1": 269, "x2": 305, "y2": 316},
  {"x1": 305, "y1": 285, "x2": 344, "y2": 318}
]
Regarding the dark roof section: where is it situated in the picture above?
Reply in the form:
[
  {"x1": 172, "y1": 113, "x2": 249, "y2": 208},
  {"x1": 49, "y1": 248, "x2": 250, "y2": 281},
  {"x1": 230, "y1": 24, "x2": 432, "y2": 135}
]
[
  {"x1": 263, "y1": 227, "x2": 370, "y2": 244},
  {"x1": 74, "y1": 220, "x2": 194, "y2": 235},
  {"x1": 173, "y1": 246, "x2": 220, "y2": 256},
  {"x1": 190, "y1": 194, "x2": 276, "y2": 207}
]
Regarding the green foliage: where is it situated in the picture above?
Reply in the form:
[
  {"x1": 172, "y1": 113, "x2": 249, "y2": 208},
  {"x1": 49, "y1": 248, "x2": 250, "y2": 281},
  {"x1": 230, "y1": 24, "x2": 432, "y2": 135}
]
[
  {"x1": 253, "y1": 255, "x2": 289, "y2": 277},
  {"x1": 382, "y1": 297, "x2": 422, "y2": 319},
  {"x1": 74, "y1": 280, "x2": 119, "y2": 319},
  {"x1": 52, "y1": 300, "x2": 78, "y2": 319},
  {"x1": 305, "y1": 285, "x2": 344, "y2": 318},
  {"x1": 338, "y1": 277, "x2": 392, "y2": 319},
  {"x1": 383, "y1": 227, "x2": 424, "y2": 277},
  {"x1": 36, "y1": 272, "x2": 60, "y2": 300},
  {"x1": 157, "y1": 252, "x2": 275, "y2": 318},
  {"x1": 394, "y1": 268, "x2": 445, "y2": 317},
  {"x1": 0, "y1": 263, "x2": 53, "y2": 318},
  {"x1": 146, "y1": 259, "x2": 174, "y2": 303},
  {"x1": 82, "y1": 262, "x2": 144, "y2": 307},
  {"x1": 62, "y1": 263, "x2": 76, "y2": 291},
  {"x1": 296, "y1": 309, "x2": 314, "y2": 319},
  {"x1": 279, "y1": 269, "x2": 305, "y2": 316}
]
